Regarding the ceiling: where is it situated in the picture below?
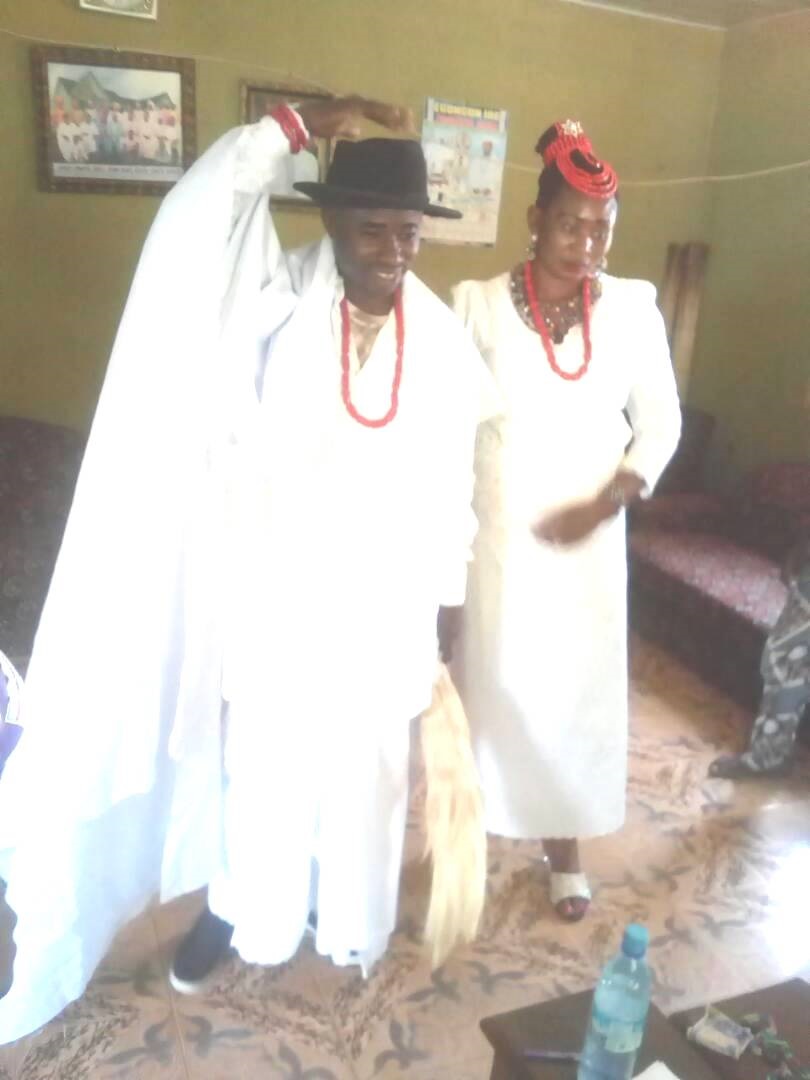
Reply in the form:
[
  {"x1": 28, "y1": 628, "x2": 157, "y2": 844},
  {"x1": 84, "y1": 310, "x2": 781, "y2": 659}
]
[{"x1": 557, "y1": 0, "x2": 810, "y2": 27}]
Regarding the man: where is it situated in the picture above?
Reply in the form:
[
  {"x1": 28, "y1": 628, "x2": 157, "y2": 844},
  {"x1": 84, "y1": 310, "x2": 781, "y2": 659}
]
[
  {"x1": 72, "y1": 107, "x2": 90, "y2": 162},
  {"x1": 0, "y1": 96, "x2": 496, "y2": 1043},
  {"x1": 138, "y1": 101, "x2": 159, "y2": 161},
  {"x1": 49, "y1": 93, "x2": 66, "y2": 134},
  {"x1": 78, "y1": 109, "x2": 99, "y2": 162},
  {"x1": 469, "y1": 139, "x2": 500, "y2": 197},
  {"x1": 55, "y1": 112, "x2": 75, "y2": 162},
  {"x1": 105, "y1": 101, "x2": 125, "y2": 161},
  {"x1": 121, "y1": 105, "x2": 138, "y2": 160},
  {"x1": 164, "y1": 104, "x2": 181, "y2": 165},
  {"x1": 710, "y1": 536, "x2": 810, "y2": 777}
]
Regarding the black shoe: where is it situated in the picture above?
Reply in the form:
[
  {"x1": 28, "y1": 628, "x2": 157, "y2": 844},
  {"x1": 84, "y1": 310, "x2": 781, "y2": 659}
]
[{"x1": 169, "y1": 907, "x2": 234, "y2": 995}]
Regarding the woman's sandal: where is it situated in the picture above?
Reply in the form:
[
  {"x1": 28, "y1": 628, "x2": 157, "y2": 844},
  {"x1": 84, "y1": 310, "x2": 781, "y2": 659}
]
[{"x1": 550, "y1": 871, "x2": 591, "y2": 922}]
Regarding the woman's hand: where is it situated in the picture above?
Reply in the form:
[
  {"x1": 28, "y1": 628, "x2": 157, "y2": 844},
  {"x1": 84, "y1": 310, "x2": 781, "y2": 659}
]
[
  {"x1": 533, "y1": 500, "x2": 607, "y2": 546},
  {"x1": 296, "y1": 96, "x2": 415, "y2": 142},
  {"x1": 532, "y1": 470, "x2": 646, "y2": 546},
  {"x1": 603, "y1": 469, "x2": 646, "y2": 507}
]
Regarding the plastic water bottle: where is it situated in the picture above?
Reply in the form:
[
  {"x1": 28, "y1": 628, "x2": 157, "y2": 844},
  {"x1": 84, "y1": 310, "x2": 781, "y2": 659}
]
[{"x1": 577, "y1": 924, "x2": 652, "y2": 1079}]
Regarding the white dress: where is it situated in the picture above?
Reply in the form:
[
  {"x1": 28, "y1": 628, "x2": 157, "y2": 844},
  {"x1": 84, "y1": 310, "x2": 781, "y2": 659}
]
[
  {"x1": 0, "y1": 116, "x2": 496, "y2": 1044},
  {"x1": 452, "y1": 272, "x2": 681, "y2": 840}
]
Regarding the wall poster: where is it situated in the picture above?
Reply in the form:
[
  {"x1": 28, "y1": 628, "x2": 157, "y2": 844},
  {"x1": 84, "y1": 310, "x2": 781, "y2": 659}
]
[{"x1": 420, "y1": 98, "x2": 508, "y2": 246}]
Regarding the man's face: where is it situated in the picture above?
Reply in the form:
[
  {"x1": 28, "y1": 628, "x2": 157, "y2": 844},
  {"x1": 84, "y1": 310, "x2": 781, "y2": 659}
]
[
  {"x1": 323, "y1": 207, "x2": 423, "y2": 310},
  {"x1": 528, "y1": 186, "x2": 617, "y2": 284}
]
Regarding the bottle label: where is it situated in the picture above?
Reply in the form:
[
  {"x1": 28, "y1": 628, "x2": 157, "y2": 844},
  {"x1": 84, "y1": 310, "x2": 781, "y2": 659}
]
[{"x1": 591, "y1": 1008, "x2": 645, "y2": 1054}]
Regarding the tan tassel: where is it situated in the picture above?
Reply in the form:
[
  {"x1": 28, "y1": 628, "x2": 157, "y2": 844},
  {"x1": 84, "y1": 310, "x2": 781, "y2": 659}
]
[{"x1": 420, "y1": 662, "x2": 487, "y2": 969}]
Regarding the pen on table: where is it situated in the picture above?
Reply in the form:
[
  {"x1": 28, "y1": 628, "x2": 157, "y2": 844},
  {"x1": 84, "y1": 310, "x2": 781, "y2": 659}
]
[{"x1": 523, "y1": 1049, "x2": 581, "y2": 1062}]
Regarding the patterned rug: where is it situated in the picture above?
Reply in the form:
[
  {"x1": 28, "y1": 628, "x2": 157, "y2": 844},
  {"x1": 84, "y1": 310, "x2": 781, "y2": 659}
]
[{"x1": 1, "y1": 636, "x2": 808, "y2": 1079}]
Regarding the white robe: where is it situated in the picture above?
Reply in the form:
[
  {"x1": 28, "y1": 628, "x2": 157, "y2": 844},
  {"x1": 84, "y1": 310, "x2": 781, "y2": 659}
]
[
  {"x1": 56, "y1": 121, "x2": 75, "y2": 162},
  {"x1": 452, "y1": 272, "x2": 681, "y2": 839},
  {"x1": 268, "y1": 145, "x2": 320, "y2": 200},
  {"x1": 135, "y1": 111, "x2": 156, "y2": 160},
  {"x1": 0, "y1": 116, "x2": 496, "y2": 1044}
]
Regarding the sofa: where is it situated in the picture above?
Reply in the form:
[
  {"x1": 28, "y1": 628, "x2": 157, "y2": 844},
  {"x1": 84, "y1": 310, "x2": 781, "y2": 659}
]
[
  {"x1": 629, "y1": 450, "x2": 810, "y2": 715},
  {"x1": 0, "y1": 417, "x2": 85, "y2": 671}
]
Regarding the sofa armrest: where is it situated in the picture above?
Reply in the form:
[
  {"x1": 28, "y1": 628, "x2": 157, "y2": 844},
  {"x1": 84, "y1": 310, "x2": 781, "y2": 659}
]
[{"x1": 630, "y1": 493, "x2": 732, "y2": 533}]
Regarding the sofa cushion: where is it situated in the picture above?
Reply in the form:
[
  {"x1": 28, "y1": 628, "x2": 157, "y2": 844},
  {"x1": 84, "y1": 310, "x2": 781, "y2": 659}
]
[
  {"x1": 0, "y1": 417, "x2": 85, "y2": 667},
  {"x1": 0, "y1": 418, "x2": 84, "y2": 523},
  {"x1": 734, "y1": 500, "x2": 804, "y2": 563},
  {"x1": 655, "y1": 405, "x2": 715, "y2": 495},
  {"x1": 748, "y1": 462, "x2": 810, "y2": 511},
  {"x1": 631, "y1": 493, "x2": 730, "y2": 533},
  {"x1": 630, "y1": 528, "x2": 787, "y2": 632}
]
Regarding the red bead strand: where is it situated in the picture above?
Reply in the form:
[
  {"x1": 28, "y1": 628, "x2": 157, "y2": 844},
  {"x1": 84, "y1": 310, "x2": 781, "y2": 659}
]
[
  {"x1": 522, "y1": 260, "x2": 592, "y2": 382},
  {"x1": 339, "y1": 290, "x2": 404, "y2": 428},
  {"x1": 269, "y1": 104, "x2": 308, "y2": 153}
]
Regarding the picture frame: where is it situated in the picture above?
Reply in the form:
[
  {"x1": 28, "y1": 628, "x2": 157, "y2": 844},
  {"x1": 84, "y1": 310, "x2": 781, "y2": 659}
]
[
  {"x1": 31, "y1": 45, "x2": 195, "y2": 195},
  {"x1": 240, "y1": 80, "x2": 333, "y2": 208},
  {"x1": 78, "y1": 0, "x2": 158, "y2": 20}
]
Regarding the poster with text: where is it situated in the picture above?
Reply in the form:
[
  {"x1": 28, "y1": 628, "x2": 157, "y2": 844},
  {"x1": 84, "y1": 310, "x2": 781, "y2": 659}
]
[{"x1": 420, "y1": 98, "x2": 508, "y2": 246}]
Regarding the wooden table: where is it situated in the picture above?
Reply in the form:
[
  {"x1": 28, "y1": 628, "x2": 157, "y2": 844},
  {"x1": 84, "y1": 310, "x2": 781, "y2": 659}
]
[
  {"x1": 481, "y1": 989, "x2": 721, "y2": 1079},
  {"x1": 669, "y1": 978, "x2": 810, "y2": 1079}
]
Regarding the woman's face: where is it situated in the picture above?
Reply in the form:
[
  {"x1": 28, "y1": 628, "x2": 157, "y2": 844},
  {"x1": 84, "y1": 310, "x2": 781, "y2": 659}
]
[{"x1": 528, "y1": 186, "x2": 618, "y2": 284}]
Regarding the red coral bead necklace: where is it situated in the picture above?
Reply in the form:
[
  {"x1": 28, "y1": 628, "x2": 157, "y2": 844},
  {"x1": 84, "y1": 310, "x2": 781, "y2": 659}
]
[
  {"x1": 522, "y1": 259, "x2": 592, "y2": 382},
  {"x1": 339, "y1": 289, "x2": 404, "y2": 428}
]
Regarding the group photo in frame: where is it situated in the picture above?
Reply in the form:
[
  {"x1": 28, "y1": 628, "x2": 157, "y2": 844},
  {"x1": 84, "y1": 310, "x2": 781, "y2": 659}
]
[
  {"x1": 31, "y1": 45, "x2": 196, "y2": 195},
  {"x1": 78, "y1": 0, "x2": 158, "y2": 20},
  {"x1": 240, "y1": 81, "x2": 333, "y2": 207}
]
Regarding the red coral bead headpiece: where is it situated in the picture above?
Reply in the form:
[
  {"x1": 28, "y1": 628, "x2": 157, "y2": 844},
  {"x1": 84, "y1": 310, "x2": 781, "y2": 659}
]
[{"x1": 538, "y1": 119, "x2": 618, "y2": 200}]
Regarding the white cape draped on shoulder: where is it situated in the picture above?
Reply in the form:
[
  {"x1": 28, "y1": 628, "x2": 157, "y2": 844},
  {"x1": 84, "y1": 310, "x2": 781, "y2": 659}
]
[{"x1": 0, "y1": 123, "x2": 264, "y2": 1046}]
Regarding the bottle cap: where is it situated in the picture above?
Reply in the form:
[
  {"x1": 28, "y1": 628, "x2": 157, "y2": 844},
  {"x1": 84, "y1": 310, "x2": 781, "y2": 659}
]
[{"x1": 622, "y1": 923, "x2": 649, "y2": 958}]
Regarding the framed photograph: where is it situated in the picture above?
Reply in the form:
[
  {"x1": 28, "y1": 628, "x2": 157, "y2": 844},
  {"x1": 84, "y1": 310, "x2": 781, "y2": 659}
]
[
  {"x1": 79, "y1": 0, "x2": 158, "y2": 20},
  {"x1": 240, "y1": 81, "x2": 332, "y2": 208},
  {"x1": 31, "y1": 45, "x2": 196, "y2": 195}
]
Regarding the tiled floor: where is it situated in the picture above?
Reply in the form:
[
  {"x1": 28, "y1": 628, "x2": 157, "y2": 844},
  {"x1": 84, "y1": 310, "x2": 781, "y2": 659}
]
[{"x1": 1, "y1": 636, "x2": 809, "y2": 1078}]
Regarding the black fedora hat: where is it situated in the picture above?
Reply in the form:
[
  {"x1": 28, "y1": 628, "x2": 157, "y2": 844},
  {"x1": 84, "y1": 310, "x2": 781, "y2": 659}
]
[{"x1": 294, "y1": 137, "x2": 462, "y2": 219}]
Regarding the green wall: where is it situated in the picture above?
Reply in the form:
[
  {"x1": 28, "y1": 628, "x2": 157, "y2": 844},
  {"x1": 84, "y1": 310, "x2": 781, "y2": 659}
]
[
  {"x1": 1, "y1": 0, "x2": 724, "y2": 432},
  {"x1": 689, "y1": 10, "x2": 810, "y2": 482}
]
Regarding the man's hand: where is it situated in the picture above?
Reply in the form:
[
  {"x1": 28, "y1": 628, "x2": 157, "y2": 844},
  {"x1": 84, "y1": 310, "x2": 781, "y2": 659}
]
[
  {"x1": 296, "y1": 96, "x2": 415, "y2": 142},
  {"x1": 437, "y1": 605, "x2": 463, "y2": 664}
]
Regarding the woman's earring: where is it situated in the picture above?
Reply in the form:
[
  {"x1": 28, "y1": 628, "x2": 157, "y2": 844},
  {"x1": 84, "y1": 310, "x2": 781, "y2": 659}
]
[{"x1": 526, "y1": 233, "x2": 538, "y2": 258}]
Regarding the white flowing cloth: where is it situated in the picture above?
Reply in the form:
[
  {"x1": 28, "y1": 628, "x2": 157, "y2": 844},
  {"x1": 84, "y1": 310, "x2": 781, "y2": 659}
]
[
  {"x1": 452, "y1": 272, "x2": 681, "y2": 840},
  {"x1": 0, "y1": 117, "x2": 495, "y2": 1044}
]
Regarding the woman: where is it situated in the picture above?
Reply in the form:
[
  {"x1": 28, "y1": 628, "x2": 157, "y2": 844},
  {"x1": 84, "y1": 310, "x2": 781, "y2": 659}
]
[{"x1": 453, "y1": 120, "x2": 681, "y2": 920}]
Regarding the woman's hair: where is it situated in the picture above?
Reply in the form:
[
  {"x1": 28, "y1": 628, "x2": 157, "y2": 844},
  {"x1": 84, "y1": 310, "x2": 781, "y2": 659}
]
[{"x1": 534, "y1": 121, "x2": 618, "y2": 208}]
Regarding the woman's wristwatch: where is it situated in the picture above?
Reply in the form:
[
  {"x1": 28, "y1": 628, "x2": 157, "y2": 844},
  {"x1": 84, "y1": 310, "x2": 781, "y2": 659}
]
[{"x1": 605, "y1": 480, "x2": 630, "y2": 509}]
